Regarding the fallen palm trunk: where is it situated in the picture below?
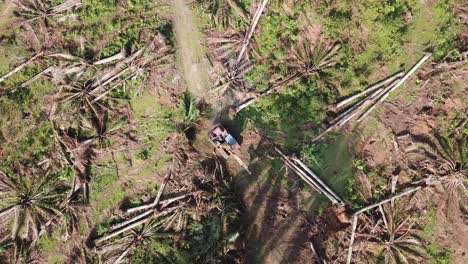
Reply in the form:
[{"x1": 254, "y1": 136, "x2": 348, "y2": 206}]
[
  {"x1": 49, "y1": 0, "x2": 82, "y2": 15},
  {"x1": 336, "y1": 86, "x2": 391, "y2": 127},
  {"x1": 274, "y1": 146, "x2": 343, "y2": 204},
  {"x1": 292, "y1": 157, "x2": 343, "y2": 204},
  {"x1": 336, "y1": 71, "x2": 404, "y2": 110},
  {"x1": 48, "y1": 52, "x2": 84, "y2": 61},
  {"x1": 346, "y1": 216, "x2": 358, "y2": 264},
  {"x1": 275, "y1": 147, "x2": 324, "y2": 194},
  {"x1": 356, "y1": 53, "x2": 432, "y2": 122},
  {"x1": 232, "y1": 153, "x2": 252, "y2": 174},
  {"x1": 312, "y1": 53, "x2": 431, "y2": 143},
  {"x1": 92, "y1": 73, "x2": 136, "y2": 103},
  {"x1": 354, "y1": 186, "x2": 421, "y2": 216},
  {"x1": 110, "y1": 210, "x2": 154, "y2": 232},
  {"x1": 236, "y1": 0, "x2": 269, "y2": 64},
  {"x1": 311, "y1": 86, "x2": 387, "y2": 143},
  {"x1": 113, "y1": 193, "x2": 192, "y2": 232},
  {"x1": 124, "y1": 174, "x2": 172, "y2": 214},
  {"x1": 93, "y1": 49, "x2": 126, "y2": 65},
  {"x1": 235, "y1": 73, "x2": 301, "y2": 113},
  {"x1": 91, "y1": 66, "x2": 135, "y2": 92},
  {"x1": 0, "y1": 52, "x2": 43, "y2": 84},
  {"x1": 20, "y1": 66, "x2": 54, "y2": 87},
  {"x1": 336, "y1": 77, "x2": 402, "y2": 127},
  {"x1": 112, "y1": 242, "x2": 134, "y2": 264},
  {"x1": 96, "y1": 206, "x2": 179, "y2": 244}
]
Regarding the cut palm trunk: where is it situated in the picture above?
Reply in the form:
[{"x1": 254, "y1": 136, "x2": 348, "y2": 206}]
[
  {"x1": 276, "y1": 148, "x2": 324, "y2": 194},
  {"x1": 354, "y1": 186, "x2": 421, "y2": 216},
  {"x1": 236, "y1": 0, "x2": 269, "y2": 64},
  {"x1": 93, "y1": 49, "x2": 126, "y2": 65},
  {"x1": 346, "y1": 215, "x2": 358, "y2": 264},
  {"x1": 96, "y1": 207, "x2": 179, "y2": 244},
  {"x1": 125, "y1": 174, "x2": 171, "y2": 214},
  {"x1": 112, "y1": 241, "x2": 135, "y2": 264},
  {"x1": 113, "y1": 194, "x2": 191, "y2": 232},
  {"x1": 336, "y1": 71, "x2": 404, "y2": 110},
  {"x1": 356, "y1": 53, "x2": 432, "y2": 122},
  {"x1": 274, "y1": 146, "x2": 343, "y2": 204},
  {"x1": 20, "y1": 66, "x2": 54, "y2": 87},
  {"x1": 49, "y1": 0, "x2": 82, "y2": 15},
  {"x1": 235, "y1": 73, "x2": 301, "y2": 113},
  {"x1": 0, "y1": 52, "x2": 43, "y2": 84},
  {"x1": 311, "y1": 86, "x2": 387, "y2": 143},
  {"x1": 291, "y1": 157, "x2": 343, "y2": 204}
]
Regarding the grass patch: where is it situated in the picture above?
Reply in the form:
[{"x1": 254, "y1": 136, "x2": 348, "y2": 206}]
[
  {"x1": 421, "y1": 208, "x2": 454, "y2": 263},
  {"x1": 38, "y1": 234, "x2": 59, "y2": 254},
  {"x1": 301, "y1": 134, "x2": 355, "y2": 201},
  {"x1": 89, "y1": 167, "x2": 125, "y2": 219}
]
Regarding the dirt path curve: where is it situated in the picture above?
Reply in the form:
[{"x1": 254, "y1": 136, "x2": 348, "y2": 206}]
[{"x1": 172, "y1": 0, "x2": 212, "y2": 101}]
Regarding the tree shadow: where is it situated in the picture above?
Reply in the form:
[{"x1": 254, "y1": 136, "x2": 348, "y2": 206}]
[{"x1": 235, "y1": 138, "x2": 330, "y2": 263}]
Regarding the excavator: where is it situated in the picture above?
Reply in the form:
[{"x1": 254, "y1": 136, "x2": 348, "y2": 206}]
[{"x1": 208, "y1": 124, "x2": 250, "y2": 174}]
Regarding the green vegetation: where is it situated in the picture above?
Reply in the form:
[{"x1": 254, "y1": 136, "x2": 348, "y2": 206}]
[
  {"x1": 89, "y1": 171, "x2": 125, "y2": 218},
  {"x1": 301, "y1": 135, "x2": 355, "y2": 201},
  {"x1": 236, "y1": 0, "x2": 463, "y2": 148},
  {"x1": 0, "y1": 0, "x2": 465, "y2": 262},
  {"x1": 422, "y1": 209, "x2": 454, "y2": 263},
  {"x1": 64, "y1": 0, "x2": 164, "y2": 59}
]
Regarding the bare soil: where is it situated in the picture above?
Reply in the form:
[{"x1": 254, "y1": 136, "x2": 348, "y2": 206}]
[{"x1": 349, "y1": 60, "x2": 468, "y2": 263}]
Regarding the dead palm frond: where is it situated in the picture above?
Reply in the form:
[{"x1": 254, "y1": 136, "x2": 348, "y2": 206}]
[
  {"x1": 198, "y1": 0, "x2": 249, "y2": 29},
  {"x1": 14, "y1": 0, "x2": 82, "y2": 24},
  {"x1": 378, "y1": 203, "x2": 427, "y2": 264},
  {"x1": 208, "y1": 29, "x2": 246, "y2": 63},
  {"x1": 0, "y1": 169, "x2": 66, "y2": 242},
  {"x1": 353, "y1": 201, "x2": 427, "y2": 264},
  {"x1": 285, "y1": 30, "x2": 341, "y2": 78},
  {"x1": 97, "y1": 218, "x2": 176, "y2": 264},
  {"x1": 417, "y1": 130, "x2": 467, "y2": 212},
  {"x1": 56, "y1": 133, "x2": 96, "y2": 203},
  {"x1": 79, "y1": 111, "x2": 129, "y2": 144}
]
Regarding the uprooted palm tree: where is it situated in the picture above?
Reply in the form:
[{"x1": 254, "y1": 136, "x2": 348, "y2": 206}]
[
  {"x1": 97, "y1": 218, "x2": 176, "y2": 264},
  {"x1": 197, "y1": 0, "x2": 249, "y2": 29},
  {"x1": 235, "y1": 28, "x2": 341, "y2": 112},
  {"x1": 208, "y1": 29, "x2": 246, "y2": 63},
  {"x1": 283, "y1": 30, "x2": 341, "y2": 85},
  {"x1": 14, "y1": 0, "x2": 82, "y2": 23},
  {"x1": 351, "y1": 201, "x2": 427, "y2": 264},
  {"x1": 212, "y1": 58, "x2": 255, "y2": 95},
  {"x1": 377, "y1": 203, "x2": 426, "y2": 263},
  {"x1": 80, "y1": 110, "x2": 132, "y2": 146},
  {"x1": 208, "y1": 30, "x2": 255, "y2": 94},
  {"x1": 0, "y1": 169, "x2": 66, "y2": 242},
  {"x1": 417, "y1": 129, "x2": 467, "y2": 213},
  {"x1": 93, "y1": 144, "x2": 243, "y2": 263}
]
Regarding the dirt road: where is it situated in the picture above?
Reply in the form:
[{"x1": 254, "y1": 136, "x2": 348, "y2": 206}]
[
  {"x1": 0, "y1": 0, "x2": 14, "y2": 30},
  {"x1": 172, "y1": 0, "x2": 212, "y2": 101}
]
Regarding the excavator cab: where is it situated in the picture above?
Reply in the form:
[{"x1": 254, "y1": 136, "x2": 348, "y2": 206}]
[
  {"x1": 208, "y1": 124, "x2": 251, "y2": 174},
  {"x1": 208, "y1": 124, "x2": 239, "y2": 158}
]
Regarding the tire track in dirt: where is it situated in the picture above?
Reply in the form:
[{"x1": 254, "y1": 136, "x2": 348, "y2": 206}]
[{"x1": 172, "y1": 0, "x2": 212, "y2": 102}]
